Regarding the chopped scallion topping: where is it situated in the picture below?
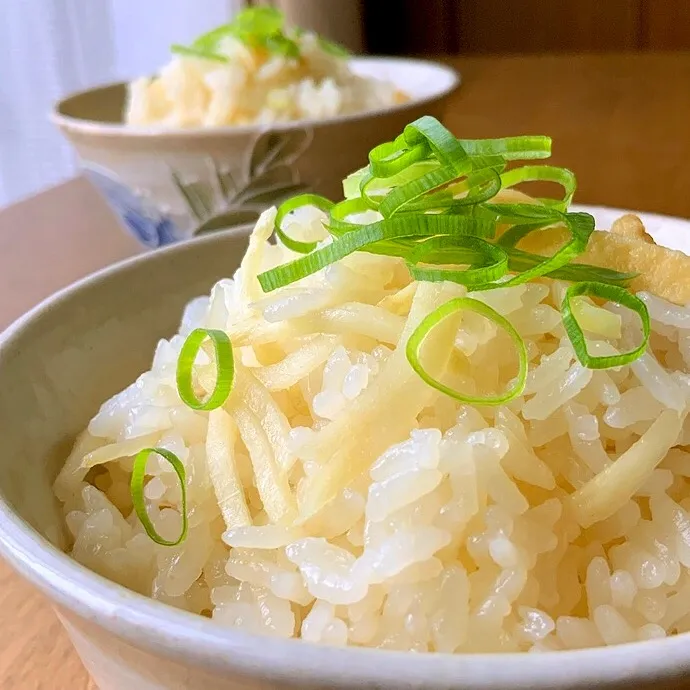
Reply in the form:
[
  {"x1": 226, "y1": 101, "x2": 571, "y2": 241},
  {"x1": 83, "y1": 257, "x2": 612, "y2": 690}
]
[
  {"x1": 274, "y1": 194, "x2": 334, "y2": 254},
  {"x1": 318, "y1": 36, "x2": 350, "y2": 58},
  {"x1": 170, "y1": 44, "x2": 228, "y2": 63},
  {"x1": 176, "y1": 328, "x2": 235, "y2": 410},
  {"x1": 493, "y1": 211, "x2": 594, "y2": 287},
  {"x1": 406, "y1": 297, "x2": 528, "y2": 405},
  {"x1": 258, "y1": 216, "x2": 494, "y2": 292},
  {"x1": 561, "y1": 282, "x2": 650, "y2": 369},
  {"x1": 407, "y1": 236, "x2": 509, "y2": 287},
  {"x1": 170, "y1": 7, "x2": 349, "y2": 63},
  {"x1": 131, "y1": 448, "x2": 187, "y2": 546},
  {"x1": 499, "y1": 165, "x2": 577, "y2": 212},
  {"x1": 253, "y1": 114, "x2": 651, "y2": 396},
  {"x1": 457, "y1": 135, "x2": 552, "y2": 161}
]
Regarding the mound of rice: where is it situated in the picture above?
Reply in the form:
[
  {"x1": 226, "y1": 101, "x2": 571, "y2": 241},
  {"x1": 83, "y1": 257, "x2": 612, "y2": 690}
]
[
  {"x1": 126, "y1": 32, "x2": 406, "y2": 128},
  {"x1": 55, "y1": 206, "x2": 690, "y2": 653}
]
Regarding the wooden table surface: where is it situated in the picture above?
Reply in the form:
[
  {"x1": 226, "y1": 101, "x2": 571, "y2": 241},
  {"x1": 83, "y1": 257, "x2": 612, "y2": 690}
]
[{"x1": 1, "y1": 52, "x2": 690, "y2": 689}]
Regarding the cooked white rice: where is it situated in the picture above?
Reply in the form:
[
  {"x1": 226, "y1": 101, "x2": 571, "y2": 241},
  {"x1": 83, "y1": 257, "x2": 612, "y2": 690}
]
[
  {"x1": 55, "y1": 206, "x2": 690, "y2": 652},
  {"x1": 125, "y1": 32, "x2": 407, "y2": 128}
]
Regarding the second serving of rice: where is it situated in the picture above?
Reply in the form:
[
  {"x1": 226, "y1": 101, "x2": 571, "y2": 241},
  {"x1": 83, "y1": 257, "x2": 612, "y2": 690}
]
[
  {"x1": 53, "y1": 203, "x2": 690, "y2": 653},
  {"x1": 126, "y1": 31, "x2": 407, "y2": 129}
]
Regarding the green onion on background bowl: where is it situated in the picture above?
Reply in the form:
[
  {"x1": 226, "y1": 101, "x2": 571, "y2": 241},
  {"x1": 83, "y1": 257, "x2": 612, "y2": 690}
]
[{"x1": 52, "y1": 9, "x2": 459, "y2": 248}]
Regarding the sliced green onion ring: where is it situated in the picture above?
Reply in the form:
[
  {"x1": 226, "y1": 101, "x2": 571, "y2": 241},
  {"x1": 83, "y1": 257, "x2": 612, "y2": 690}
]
[
  {"x1": 176, "y1": 328, "x2": 235, "y2": 410},
  {"x1": 506, "y1": 247, "x2": 637, "y2": 286},
  {"x1": 265, "y1": 33, "x2": 300, "y2": 58},
  {"x1": 232, "y1": 6, "x2": 284, "y2": 37},
  {"x1": 358, "y1": 160, "x2": 442, "y2": 210},
  {"x1": 389, "y1": 168, "x2": 501, "y2": 215},
  {"x1": 484, "y1": 202, "x2": 565, "y2": 223},
  {"x1": 131, "y1": 448, "x2": 187, "y2": 547},
  {"x1": 379, "y1": 164, "x2": 468, "y2": 218},
  {"x1": 458, "y1": 135, "x2": 552, "y2": 161},
  {"x1": 258, "y1": 216, "x2": 494, "y2": 292},
  {"x1": 329, "y1": 195, "x2": 423, "y2": 258},
  {"x1": 179, "y1": 7, "x2": 299, "y2": 60},
  {"x1": 407, "y1": 236, "x2": 509, "y2": 287},
  {"x1": 328, "y1": 197, "x2": 375, "y2": 234},
  {"x1": 369, "y1": 139, "x2": 430, "y2": 178},
  {"x1": 318, "y1": 36, "x2": 350, "y2": 57},
  {"x1": 500, "y1": 166, "x2": 577, "y2": 211},
  {"x1": 407, "y1": 297, "x2": 528, "y2": 405},
  {"x1": 561, "y1": 282, "x2": 650, "y2": 369},
  {"x1": 192, "y1": 24, "x2": 234, "y2": 50},
  {"x1": 487, "y1": 209, "x2": 595, "y2": 286},
  {"x1": 342, "y1": 166, "x2": 370, "y2": 199},
  {"x1": 274, "y1": 194, "x2": 334, "y2": 253},
  {"x1": 403, "y1": 116, "x2": 470, "y2": 172},
  {"x1": 469, "y1": 154, "x2": 507, "y2": 172},
  {"x1": 496, "y1": 221, "x2": 556, "y2": 248},
  {"x1": 358, "y1": 169, "x2": 391, "y2": 210},
  {"x1": 328, "y1": 196, "x2": 418, "y2": 257},
  {"x1": 171, "y1": 44, "x2": 228, "y2": 62},
  {"x1": 439, "y1": 168, "x2": 503, "y2": 211}
]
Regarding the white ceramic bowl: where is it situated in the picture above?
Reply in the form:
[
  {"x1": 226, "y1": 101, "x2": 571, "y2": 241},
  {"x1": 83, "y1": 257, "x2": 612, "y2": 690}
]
[
  {"x1": 52, "y1": 57, "x2": 459, "y2": 248},
  {"x1": 2, "y1": 219, "x2": 690, "y2": 689}
]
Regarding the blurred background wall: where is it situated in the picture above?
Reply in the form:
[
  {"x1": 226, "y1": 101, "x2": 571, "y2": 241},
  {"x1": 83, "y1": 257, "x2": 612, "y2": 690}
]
[
  {"x1": 0, "y1": 0, "x2": 242, "y2": 208},
  {"x1": 363, "y1": 0, "x2": 690, "y2": 55},
  {"x1": 282, "y1": 0, "x2": 690, "y2": 55},
  {"x1": 2, "y1": 0, "x2": 689, "y2": 208}
]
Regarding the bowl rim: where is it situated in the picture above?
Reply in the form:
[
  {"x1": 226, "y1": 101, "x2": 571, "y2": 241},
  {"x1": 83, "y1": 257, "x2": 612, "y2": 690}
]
[
  {"x1": 50, "y1": 55, "x2": 461, "y2": 139},
  {"x1": 1, "y1": 229, "x2": 690, "y2": 689}
]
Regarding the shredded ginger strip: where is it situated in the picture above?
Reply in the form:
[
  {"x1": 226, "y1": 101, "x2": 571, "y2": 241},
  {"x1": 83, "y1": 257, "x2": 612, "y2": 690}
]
[{"x1": 296, "y1": 281, "x2": 465, "y2": 519}]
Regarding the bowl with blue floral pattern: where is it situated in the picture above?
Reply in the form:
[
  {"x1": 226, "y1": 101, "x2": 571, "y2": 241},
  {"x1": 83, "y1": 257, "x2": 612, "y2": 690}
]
[{"x1": 52, "y1": 57, "x2": 459, "y2": 249}]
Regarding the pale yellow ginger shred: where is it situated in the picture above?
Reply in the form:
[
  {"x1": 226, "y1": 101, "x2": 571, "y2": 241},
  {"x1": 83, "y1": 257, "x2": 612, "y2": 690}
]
[
  {"x1": 229, "y1": 405, "x2": 297, "y2": 525},
  {"x1": 237, "y1": 367, "x2": 296, "y2": 472},
  {"x1": 81, "y1": 434, "x2": 160, "y2": 470},
  {"x1": 297, "y1": 281, "x2": 464, "y2": 519},
  {"x1": 55, "y1": 197, "x2": 690, "y2": 653},
  {"x1": 206, "y1": 408, "x2": 251, "y2": 529},
  {"x1": 253, "y1": 335, "x2": 340, "y2": 392},
  {"x1": 570, "y1": 409, "x2": 684, "y2": 528},
  {"x1": 295, "y1": 303, "x2": 406, "y2": 345}
]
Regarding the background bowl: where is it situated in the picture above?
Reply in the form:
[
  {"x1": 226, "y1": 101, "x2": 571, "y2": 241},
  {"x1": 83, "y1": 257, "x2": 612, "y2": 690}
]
[
  {"x1": 52, "y1": 57, "x2": 460, "y2": 248},
  {"x1": 1, "y1": 225, "x2": 690, "y2": 690}
]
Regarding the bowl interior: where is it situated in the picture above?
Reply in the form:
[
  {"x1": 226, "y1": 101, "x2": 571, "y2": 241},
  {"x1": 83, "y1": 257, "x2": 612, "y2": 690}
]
[
  {"x1": 0, "y1": 229, "x2": 249, "y2": 546},
  {"x1": 3, "y1": 226, "x2": 690, "y2": 689},
  {"x1": 57, "y1": 82, "x2": 126, "y2": 124},
  {"x1": 54, "y1": 57, "x2": 459, "y2": 128}
]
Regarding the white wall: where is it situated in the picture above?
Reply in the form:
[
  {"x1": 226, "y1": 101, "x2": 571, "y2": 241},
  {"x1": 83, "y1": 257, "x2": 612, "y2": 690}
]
[
  {"x1": 0, "y1": 0, "x2": 242, "y2": 208},
  {"x1": 112, "y1": 0, "x2": 242, "y2": 80}
]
